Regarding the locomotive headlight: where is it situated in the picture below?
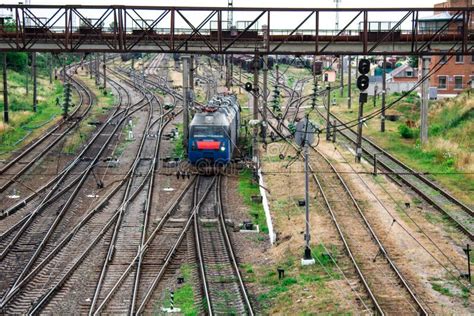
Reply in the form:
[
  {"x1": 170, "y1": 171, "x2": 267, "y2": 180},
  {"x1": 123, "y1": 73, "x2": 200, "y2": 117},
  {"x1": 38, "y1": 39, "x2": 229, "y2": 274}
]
[{"x1": 220, "y1": 146, "x2": 226, "y2": 152}]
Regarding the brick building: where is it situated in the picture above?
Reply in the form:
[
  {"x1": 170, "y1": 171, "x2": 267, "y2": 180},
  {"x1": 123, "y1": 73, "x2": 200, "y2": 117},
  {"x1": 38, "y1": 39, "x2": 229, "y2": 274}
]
[{"x1": 421, "y1": 0, "x2": 474, "y2": 96}]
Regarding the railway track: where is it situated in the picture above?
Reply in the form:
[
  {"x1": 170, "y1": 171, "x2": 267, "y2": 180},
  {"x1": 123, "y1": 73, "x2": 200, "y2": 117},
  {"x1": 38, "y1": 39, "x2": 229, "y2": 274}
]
[
  {"x1": 262, "y1": 92, "x2": 430, "y2": 314},
  {"x1": 0, "y1": 74, "x2": 93, "y2": 196},
  {"x1": 195, "y1": 175, "x2": 254, "y2": 315},
  {"x1": 315, "y1": 91, "x2": 474, "y2": 240},
  {"x1": 0, "y1": 69, "x2": 95, "y2": 212},
  {"x1": 240, "y1": 61, "x2": 473, "y2": 240},
  {"x1": 0, "y1": 68, "x2": 153, "y2": 311}
]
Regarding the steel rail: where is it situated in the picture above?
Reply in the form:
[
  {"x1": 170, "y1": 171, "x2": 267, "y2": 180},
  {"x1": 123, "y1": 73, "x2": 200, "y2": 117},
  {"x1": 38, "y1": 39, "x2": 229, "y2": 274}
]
[
  {"x1": 216, "y1": 176, "x2": 254, "y2": 316},
  {"x1": 262, "y1": 99, "x2": 429, "y2": 314},
  {"x1": 1, "y1": 67, "x2": 160, "y2": 313},
  {"x1": 314, "y1": 97, "x2": 474, "y2": 240},
  {"x1": 87, "y1": 72, "x2": 157, "y2": 314},
  {"x1": 0, "y1": 71, "x2": 148, "y2": 306}
]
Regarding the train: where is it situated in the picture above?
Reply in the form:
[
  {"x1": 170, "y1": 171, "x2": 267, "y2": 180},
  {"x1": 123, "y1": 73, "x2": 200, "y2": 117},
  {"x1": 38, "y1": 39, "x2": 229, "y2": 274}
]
[{"x1": 188, "y1": 94, "x2": 240, "y2": 166}]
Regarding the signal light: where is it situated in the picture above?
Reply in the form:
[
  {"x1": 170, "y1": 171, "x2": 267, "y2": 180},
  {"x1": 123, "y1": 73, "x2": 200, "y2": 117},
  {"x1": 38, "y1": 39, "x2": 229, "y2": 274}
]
[
  {"x1": 358, "y1": 59, "x2": 370, "y2": 75},
  {"x1": 356, "y1": 75, "x2": 369, "y2": 91},
  {"x1": 244, "y1": 82, "x2": 253, "y2": 92}
]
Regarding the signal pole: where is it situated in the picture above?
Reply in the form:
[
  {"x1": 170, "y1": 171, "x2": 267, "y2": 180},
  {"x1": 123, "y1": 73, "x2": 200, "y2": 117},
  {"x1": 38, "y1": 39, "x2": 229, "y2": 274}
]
[{"x1": 356, "y1": 59, "x2": 370, "y2": 163}]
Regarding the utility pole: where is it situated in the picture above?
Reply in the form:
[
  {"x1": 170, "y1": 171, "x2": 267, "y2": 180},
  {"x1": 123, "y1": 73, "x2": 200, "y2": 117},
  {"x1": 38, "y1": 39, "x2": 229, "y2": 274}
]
[
  {"x1": 276, "y1": 62, "x2": 280, "y2": 86},
  {"x1": 262, "y1": 54, "x2": 268, "y2": 142},
  {"x1": 102, "y1": 53, "x2": 107, "y2": 90},
  {"x1": 2, "y1": 53, "x2": 9, "y2": 124},
  {"x1": 95, "y1": 54, "x2": 99, "y2": 86},
  {"x1": 348, "y1": 55, "x2": 352, "y2": 109},
  {"x1": 326, "y1": 85, "x2": 331, "y2": 141},
  {"x1": 252, "y1": 53, "x2": 259, "y2": 162},
  {"x1": 381, "y1": 55, "x2": 387, "y2": 132},
  {"x1": 296, "y1": 115, "x2": 316, "y2": 266},
  {"x1": 334, "y1": 0, "x2": 341, "y2": 31},
  {"x1": 49, "y1": 53, "x2": 53, "y2": 84},
  {"x1": 262, "y1": 23, "x2": 269, "y2": 143},
  {"x1": 420, "y1": 56, "x2": 430, "y2": 145},
  {"x1": 62, "y1": 55, "x2": 67, "y2": 84},
  {"x1": 182, "y1": 56, "x2": 191, "y2": 157},
  {"x1": 340, "y1": 55, "x2": 344, "y2": 97},
  {"x1": 89, "y1": 53, "x2": 93, "y2": 79},
  {"x1": 32, "y1": 52, "x2": 37, "y2": 112},
  {"x1": 190, "y1": 55, "x2": 194, "y2": 91},
  {"x1": 239, "y1": 61, "x2": 242, "y2": 94}
]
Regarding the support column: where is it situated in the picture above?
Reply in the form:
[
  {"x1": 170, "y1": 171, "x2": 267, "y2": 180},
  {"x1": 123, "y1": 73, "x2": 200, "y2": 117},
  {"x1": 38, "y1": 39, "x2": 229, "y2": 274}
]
[
  {"x1": 420, "y1": 56, "x2": 430, "y2": 145},
  {"x1": 103, "y1": 53, "x2": 107, "y2": 90},
  {"x1": 348, "y1": 55, "x2": 352, "y2": 109},
  {"x1": 252, "y1": 53, "x2": 259, "y2": 162},
  {"x1": 262, "y1": 55, "x2": 268, "y2": 143},
  {"x1": 3, "y1": 53, "x2": 9, "y2": 124},
  {"x1": 381, "y1": 55, "x2": 387, "y2": 132},
  {"x1": 182, "y1": 56, "x2": 190, "y2": 157},
  {"x1": 32, "y1": 52, "x2": 37, "y2": 112}
]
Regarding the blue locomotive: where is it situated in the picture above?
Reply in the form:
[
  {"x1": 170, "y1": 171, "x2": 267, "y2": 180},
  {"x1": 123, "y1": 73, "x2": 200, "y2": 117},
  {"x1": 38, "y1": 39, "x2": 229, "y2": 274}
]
[{"x1": 188, "y1": 94, "x2": 240, "y2": 165}]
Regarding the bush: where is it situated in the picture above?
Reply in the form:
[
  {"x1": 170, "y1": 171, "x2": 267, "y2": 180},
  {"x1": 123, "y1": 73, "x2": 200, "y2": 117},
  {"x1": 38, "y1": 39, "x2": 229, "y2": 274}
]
[{"x1": 398, "y1": 124, "x2": 415, "y2": 139}]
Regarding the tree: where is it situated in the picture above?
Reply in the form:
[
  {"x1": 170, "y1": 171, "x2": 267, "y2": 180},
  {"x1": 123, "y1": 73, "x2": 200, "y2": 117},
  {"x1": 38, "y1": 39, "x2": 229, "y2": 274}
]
[{"x1": 408, "y1": 56, "x2": 419, "y2": 68}]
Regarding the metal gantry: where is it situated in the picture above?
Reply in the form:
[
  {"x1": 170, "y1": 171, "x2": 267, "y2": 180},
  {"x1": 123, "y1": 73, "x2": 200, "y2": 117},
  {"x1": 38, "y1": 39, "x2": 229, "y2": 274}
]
[{"x1": 0, "y1": 5, "x2": 471, "y2": 55}]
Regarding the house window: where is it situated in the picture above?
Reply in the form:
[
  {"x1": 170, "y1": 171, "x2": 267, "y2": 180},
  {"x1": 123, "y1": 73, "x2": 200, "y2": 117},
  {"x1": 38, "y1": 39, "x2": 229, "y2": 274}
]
[
  {"x1": 440, "y1": 55, "x2": 448, "y2": 64},
  {"x1": 471, "y1": 54, "x2": 474, "y2": 63},
  {"x1": 438, "y1": 76, "x2": 447, "y2": 89},
  {"x1": 470, "y1": 76, "x2": 474, "y2": 88},
  {"x1": 454, "y1": 76, "x2": 463, "y2": 90},
  {"x1": 455, "y1": 55, "x2": 464, "y2": 63}
]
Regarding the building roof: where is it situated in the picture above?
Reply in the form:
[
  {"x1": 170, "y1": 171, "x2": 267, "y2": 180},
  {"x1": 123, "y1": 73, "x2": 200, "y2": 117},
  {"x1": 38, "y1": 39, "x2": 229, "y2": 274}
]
[
  {"x1": 390, "y1": 64, "x2": 415, "y2": 78},
  {"x1": 419, "y1": 12, "x2": 463, "y2": 22}
]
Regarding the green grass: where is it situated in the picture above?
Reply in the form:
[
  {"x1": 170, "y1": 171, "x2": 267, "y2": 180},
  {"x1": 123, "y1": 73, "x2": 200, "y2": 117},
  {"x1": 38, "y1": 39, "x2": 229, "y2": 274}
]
[
  {"x1": 238, "y1": 169, "x2": 268, "y2": 234},
  {"x1": 172, "y1": 123, "x2": 184, "y2": 159},
  {"x1": 0, "y1": 71, "x2": 65, "y2": 155},
  {"x1": 251, "y1": 242, "x2": 343, "y2": 313},
  {"x1": 171, "y1": 264, "x2": 198, "y2": 316},
  {"x1": 327, "y1": 89, "x2": 474, "y2": 205},
  {"x1": 61, "y1": 83, "x2": 115, "y2": 155}
]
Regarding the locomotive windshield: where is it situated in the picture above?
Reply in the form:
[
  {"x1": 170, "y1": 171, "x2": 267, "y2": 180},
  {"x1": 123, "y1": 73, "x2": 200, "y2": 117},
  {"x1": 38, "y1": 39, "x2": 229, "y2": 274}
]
[{"x1": 191, "y1": 125, "x2": 228, "y2": 138}]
